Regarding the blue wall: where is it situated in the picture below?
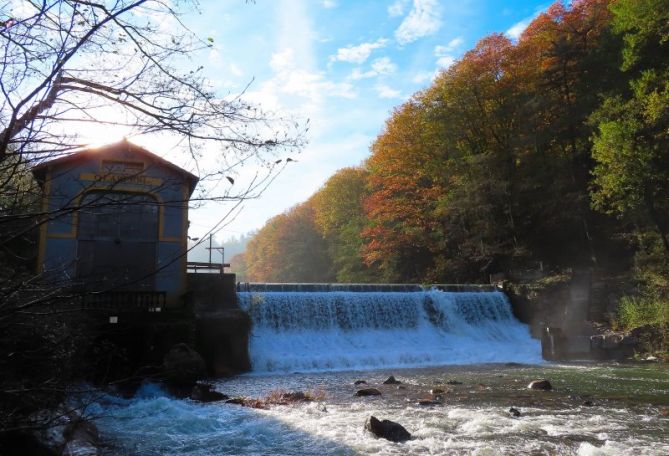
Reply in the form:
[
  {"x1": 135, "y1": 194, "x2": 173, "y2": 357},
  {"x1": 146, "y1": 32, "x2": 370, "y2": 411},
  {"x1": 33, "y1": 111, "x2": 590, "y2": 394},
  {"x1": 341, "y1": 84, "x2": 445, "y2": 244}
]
[{"x1": 37, "y1": 143, "x2": 195, "y2": 306}]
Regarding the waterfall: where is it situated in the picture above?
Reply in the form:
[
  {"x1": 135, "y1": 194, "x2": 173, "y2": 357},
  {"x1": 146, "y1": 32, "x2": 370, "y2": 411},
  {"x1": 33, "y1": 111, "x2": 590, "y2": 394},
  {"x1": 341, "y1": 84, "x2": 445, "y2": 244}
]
[{"x1": 237, "y1": 290, "x2": 542, "y2": 373}]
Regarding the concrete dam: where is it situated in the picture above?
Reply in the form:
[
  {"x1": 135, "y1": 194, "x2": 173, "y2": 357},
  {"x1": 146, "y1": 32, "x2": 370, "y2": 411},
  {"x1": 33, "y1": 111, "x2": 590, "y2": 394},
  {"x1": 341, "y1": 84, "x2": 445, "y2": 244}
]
[{"x1": 235, "y1": 283, "x2": 542, "y2": 373}]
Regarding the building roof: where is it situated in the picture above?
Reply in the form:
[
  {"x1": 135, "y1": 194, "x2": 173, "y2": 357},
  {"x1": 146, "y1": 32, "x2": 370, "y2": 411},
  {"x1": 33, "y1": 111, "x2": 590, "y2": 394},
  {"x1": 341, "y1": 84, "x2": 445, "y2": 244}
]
[{"x1": 32, "y1": 139, "x2": 199, "y2": 195}]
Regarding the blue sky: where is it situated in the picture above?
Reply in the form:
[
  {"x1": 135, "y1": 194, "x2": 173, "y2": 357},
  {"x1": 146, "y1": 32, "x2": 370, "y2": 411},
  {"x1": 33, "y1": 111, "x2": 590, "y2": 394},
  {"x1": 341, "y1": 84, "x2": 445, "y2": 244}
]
[{"x1": 179, "y1": 0, "x2": 549, "y2": 241}]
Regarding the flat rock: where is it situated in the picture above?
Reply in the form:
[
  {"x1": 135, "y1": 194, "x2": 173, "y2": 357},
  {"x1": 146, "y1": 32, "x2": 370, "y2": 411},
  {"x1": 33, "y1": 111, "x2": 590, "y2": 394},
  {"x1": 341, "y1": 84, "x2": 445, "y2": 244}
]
[{"x1": 356, "y1": 388, "x2": 382, "y2": 397}]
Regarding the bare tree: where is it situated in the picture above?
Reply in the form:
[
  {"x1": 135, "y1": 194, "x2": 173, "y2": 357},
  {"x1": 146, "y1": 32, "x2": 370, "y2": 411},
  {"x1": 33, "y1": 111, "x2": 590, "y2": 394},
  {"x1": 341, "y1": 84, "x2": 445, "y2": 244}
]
[{"x1": 0, "y1": 1, "x2": 305, "y2": 440}]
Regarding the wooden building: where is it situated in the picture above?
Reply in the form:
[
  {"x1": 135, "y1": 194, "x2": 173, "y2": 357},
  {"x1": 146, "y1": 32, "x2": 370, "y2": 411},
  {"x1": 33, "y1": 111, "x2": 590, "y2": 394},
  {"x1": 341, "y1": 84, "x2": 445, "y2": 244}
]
[{"x1": 32, "y1": 139, "x2": 199, "y2": 307}]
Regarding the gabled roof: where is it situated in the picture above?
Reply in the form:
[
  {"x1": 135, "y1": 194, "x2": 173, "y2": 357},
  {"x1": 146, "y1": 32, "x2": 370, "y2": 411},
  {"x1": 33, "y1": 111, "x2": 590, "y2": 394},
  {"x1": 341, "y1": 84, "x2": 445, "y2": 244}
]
[{"x1": 32, "y1": 139, "x2": 199, "y2": 195}]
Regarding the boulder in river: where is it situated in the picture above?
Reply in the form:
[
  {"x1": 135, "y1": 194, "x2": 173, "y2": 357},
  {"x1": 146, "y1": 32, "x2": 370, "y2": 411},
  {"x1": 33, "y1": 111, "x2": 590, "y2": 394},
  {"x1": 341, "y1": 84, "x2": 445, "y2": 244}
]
[
  {"x1": 527, "y1": 379, "x2": 553, "y2": 391},
  {"x1": 190, "y1": 383, "x2": 229, "y2": 403},
  {"x1": 354, "y1": 380, "x2": 367, "y2": 385},
  {"x1": 418, "y1": 399, "x2": 441, "y2": 406},
  {"x1": 365, "y1": 416, "x2": 411, "y2": 442},
  {"x1": 509, "y1": 407, "x2": 521, "y2": 417},
  {"x1": 383, "y1": 376, "x2": 401, "y2": 384},
  {"x1": 446, "y1": 380, "x2": 463, "y2": 385},
  {"x1": 356, "y1": 388, "x2": 382, "y2": 397},
  {"x1": 163, "y1": 343, "x2": 206, "y2": 388},
  {"x1": 431, "y1": 388, "x2": 445, "y2": 395}
]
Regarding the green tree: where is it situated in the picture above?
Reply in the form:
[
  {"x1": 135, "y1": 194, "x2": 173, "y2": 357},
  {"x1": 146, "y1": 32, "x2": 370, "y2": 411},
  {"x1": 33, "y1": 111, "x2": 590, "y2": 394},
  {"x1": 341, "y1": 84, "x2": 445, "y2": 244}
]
[{"x1": 591, "y1": 0, "x2": 669, "y2": 253}]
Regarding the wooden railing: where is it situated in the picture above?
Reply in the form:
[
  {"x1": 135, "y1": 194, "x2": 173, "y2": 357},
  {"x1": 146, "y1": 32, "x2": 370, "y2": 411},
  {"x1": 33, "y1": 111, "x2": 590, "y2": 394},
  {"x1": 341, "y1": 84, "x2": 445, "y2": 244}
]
[
  {"x1": 77, "y1": 291, "x2": 166, "y2": 310},
  {"x1": 187, "y1": 261, "x2": 230, "y2": 274}
]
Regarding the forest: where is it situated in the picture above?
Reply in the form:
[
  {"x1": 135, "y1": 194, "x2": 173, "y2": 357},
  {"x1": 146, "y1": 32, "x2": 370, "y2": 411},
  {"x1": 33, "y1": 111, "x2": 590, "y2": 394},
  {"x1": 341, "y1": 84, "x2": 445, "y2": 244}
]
[{"x1": 235, "y1": 0, "x2": 668, "y2": 329}]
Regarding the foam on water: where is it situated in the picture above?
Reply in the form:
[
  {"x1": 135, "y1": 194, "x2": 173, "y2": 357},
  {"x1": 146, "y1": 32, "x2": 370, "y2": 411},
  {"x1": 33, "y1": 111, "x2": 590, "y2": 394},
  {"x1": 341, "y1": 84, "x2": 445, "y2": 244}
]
[{"x1": 237, "y1": 290, "x2": 542, "y2": 373}]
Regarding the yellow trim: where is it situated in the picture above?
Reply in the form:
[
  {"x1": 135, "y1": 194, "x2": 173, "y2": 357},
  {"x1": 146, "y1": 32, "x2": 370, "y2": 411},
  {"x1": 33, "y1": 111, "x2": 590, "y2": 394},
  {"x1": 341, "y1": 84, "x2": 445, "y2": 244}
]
[
  {"x1": 181, "y1": 182, "x2": 189, "y2": 304},
  {"x1": 47, "y1": 232, "x2": 77, "y2": 239},
  {"x1": 36, "y1": 168, "x2": 52, "y2": 274},
  {"x1": 79, "y1": 172, "x2": 163, "y2": 187}
]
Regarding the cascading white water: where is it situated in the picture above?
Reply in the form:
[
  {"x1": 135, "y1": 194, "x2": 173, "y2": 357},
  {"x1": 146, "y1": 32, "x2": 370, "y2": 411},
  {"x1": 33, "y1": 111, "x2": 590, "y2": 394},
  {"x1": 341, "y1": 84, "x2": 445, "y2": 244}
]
[{"x1": 237, "y1": 290, "x2": 542, "y2": 373}]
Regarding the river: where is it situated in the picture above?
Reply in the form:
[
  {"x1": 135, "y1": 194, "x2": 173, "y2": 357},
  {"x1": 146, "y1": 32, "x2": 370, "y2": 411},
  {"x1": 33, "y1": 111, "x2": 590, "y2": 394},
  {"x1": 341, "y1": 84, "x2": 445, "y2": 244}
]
[{"x1": 85, "y1": 289, "x2": 668, "y2": 455}]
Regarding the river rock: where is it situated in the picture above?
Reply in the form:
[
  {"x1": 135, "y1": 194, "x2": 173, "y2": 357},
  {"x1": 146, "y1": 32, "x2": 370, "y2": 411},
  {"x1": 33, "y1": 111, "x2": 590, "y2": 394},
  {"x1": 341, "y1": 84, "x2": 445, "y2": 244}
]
[
  {"x1": 527, "y1": 380, "x2": 552, "y2": 391},
  {"x1": 62, "y1": 418, "x2": 99, "y2": 456},
  {"x1": 365, "y1": 416, "x2": 411, "y2": 442},
  {"x1": 446, "y1": 380, "x2": 463, "y2": 385},
  {"x1": 190, "y1": 383, "x2": 229, "y2": 402},
  {"x1": 354, "y1": 380, "x2": 367, "y2": 385},
  {"x1": 418, "y1": 399, "x2": 441, "y2": 406},
  {"x1": 509, "y1": 407, "x2": 521, "y2": 417},
  {"x1": 383, "y1": 375, "x2": 401, "y2": 385},
  {"x1": 431, "y1": 388, "x2": 445, "y2": 395},
  {"x1": 163, "y1": 343, "x2": 206, "y2": 388},
  {"x1": 356, "y1": 388, "x2": 382, "y2": 397}
]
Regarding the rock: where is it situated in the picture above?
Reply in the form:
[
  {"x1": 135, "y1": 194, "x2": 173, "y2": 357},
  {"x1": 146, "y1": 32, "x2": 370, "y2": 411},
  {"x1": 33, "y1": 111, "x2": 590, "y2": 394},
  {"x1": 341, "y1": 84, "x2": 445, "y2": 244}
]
[
  {"x1": 418, "y1": 400, "x2": 441, "y2": 406},
  {"x1": 225, "y1": 397, "x2": 246, "y2": 405},
  {"x1": 190, "y1": 383, "x2": 229, "y2": 403},
  {"x1": 354, "y1": 380, "x2": 367, "y2": 385},
  {"x1": 397, "y1": 385, "x2": 407, "y2": 390},
  {"x1": 509, "y1": 407, "x2": 521, "y2": 417},
  {"x1": 277, "y1": 391, "x2": 307, "y2": 402},
  {"x1": 582, "y1": 400, "x2": 594, "y2": 407},
  {"x1": 162, "y1": 343, "x2": 206, "y2": 388},
  {"x1": 355, "y1": 388, "x2": 382, "y2": 397},
  {"x1": 527, "y1": 379, "x2": 552, "y2": 391},
  {"x1": 446, "y1": 380, "x2": 463, "y2": 385},
  {"x1": 383, "y1": 375, "x2": 401, "y2": 384},
  {"x1": 62, "y1": 419, "x2": 99, "y2": 456},
  {"x1": 431, "y1": 388, "x2": 445, "y2": 395},
  {"x1": 365, "y1": 416, "x2": 411, "y2": 442}
]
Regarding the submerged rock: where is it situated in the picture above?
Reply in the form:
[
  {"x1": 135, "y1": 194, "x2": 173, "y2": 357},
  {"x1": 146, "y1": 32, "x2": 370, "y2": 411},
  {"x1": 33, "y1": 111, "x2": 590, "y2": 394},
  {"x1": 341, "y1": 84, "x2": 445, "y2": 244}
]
[
  {"x1": 446, "y1": 380, "x2": 463, "y2": 385},
  {"x1": 356, "y1": 388, "x2": 382, "y2": 397},
  {"x1": 354, "y1": 380, "x2": 367, "y2": 385},
  {"x1": 190, "y1": 383, "x2": 229, "y2": 403},
  {"x1": 418, "y1": 399, "x2": 441, "y2": 406},
  {"x1": 582, "y1": 400, "x2": 594, "y2": 407},
  {"x1": 527, "y1": 380, "x2": 553, "y2": 391},
  {"x1": 383, "y1": 376, "x2": 401, "y2": 385},
  {"x1": 509, "y1": 407, "x2": 521, "y2": 417},
  {"x1": 365, "y1": 416, "x2": 411, "y2": 442},
  {"x1": 431, "y1": 388, "x2": 445, "y2": 395}
]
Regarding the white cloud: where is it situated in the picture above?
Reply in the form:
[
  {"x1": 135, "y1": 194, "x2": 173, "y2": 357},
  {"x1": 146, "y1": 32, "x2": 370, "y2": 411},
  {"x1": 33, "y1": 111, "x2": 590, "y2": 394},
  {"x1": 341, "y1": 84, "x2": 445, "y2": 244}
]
[
  {"x1": 322, "y1": 0, "x2": 337, "y2": 8},
  {"x1": 388, "y1": 0, "x2": 410, "y2": 17},
  {"x1": 436, "y1": 55, "x2": 455, "y2": 68},
  {"x1": 371, "y1": 57, "x2": 397, "y2": 74},
  {"x1": 376, "y1": 84, "x2": 402, "y2": 99},
  {"x1": 412, "y1": 71, "x2": 435, "y2": 84},
  {"x1": 332, "y1": 38, "x2": 388, "y2": 64},
  {"x1": 349, "y1": 56, "x2": 397, "y2": 80},
  {"x1": 434, "y1": 37, "x2": 463, "y2": 55},
  {"x1": 434, "y1": 40, "x2": 459, "y2": 69},
  {"x1": 506, "y1": 12, "x2": 541, "y2": 40},
  {"x1": 395, "y1": 0, "x2": 442, "y2": 45},
  {"x1": 270, "y1": 48, "x2": 296, "y2": 71},
  {"x1": 267, "y1": 48, "x2": 357, "y2": 104}
]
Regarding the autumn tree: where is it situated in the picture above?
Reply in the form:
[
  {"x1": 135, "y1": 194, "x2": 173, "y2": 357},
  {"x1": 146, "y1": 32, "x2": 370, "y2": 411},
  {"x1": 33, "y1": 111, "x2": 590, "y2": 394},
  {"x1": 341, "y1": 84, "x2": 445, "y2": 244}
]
[
  {"x1": 245, "y1": 201, "x2": 332, "y2": 283},
  {"x1": 310, "y1": 167, "x2": 379, "y2": 282}
]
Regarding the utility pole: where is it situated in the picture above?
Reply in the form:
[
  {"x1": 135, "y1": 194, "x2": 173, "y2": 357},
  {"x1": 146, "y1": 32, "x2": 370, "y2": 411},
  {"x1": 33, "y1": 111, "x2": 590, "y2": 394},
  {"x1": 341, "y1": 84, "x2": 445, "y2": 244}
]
[{"x1": 206, "y1": 234, "x2": 226, "y2": 273}]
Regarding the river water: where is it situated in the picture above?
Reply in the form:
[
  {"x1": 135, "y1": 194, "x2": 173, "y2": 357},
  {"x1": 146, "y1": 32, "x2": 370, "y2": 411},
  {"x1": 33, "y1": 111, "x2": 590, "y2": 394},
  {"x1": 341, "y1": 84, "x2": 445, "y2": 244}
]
[{"x1": 86, "y1": 290, "x2": 668, "y2": 455}]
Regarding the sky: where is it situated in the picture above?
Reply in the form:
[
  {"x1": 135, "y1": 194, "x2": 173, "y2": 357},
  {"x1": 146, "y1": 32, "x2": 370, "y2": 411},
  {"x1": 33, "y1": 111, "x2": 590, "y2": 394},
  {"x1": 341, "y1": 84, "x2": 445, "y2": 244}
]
[{"x1": 144, "y1": 0, "x2": 550, "y2": 242}]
